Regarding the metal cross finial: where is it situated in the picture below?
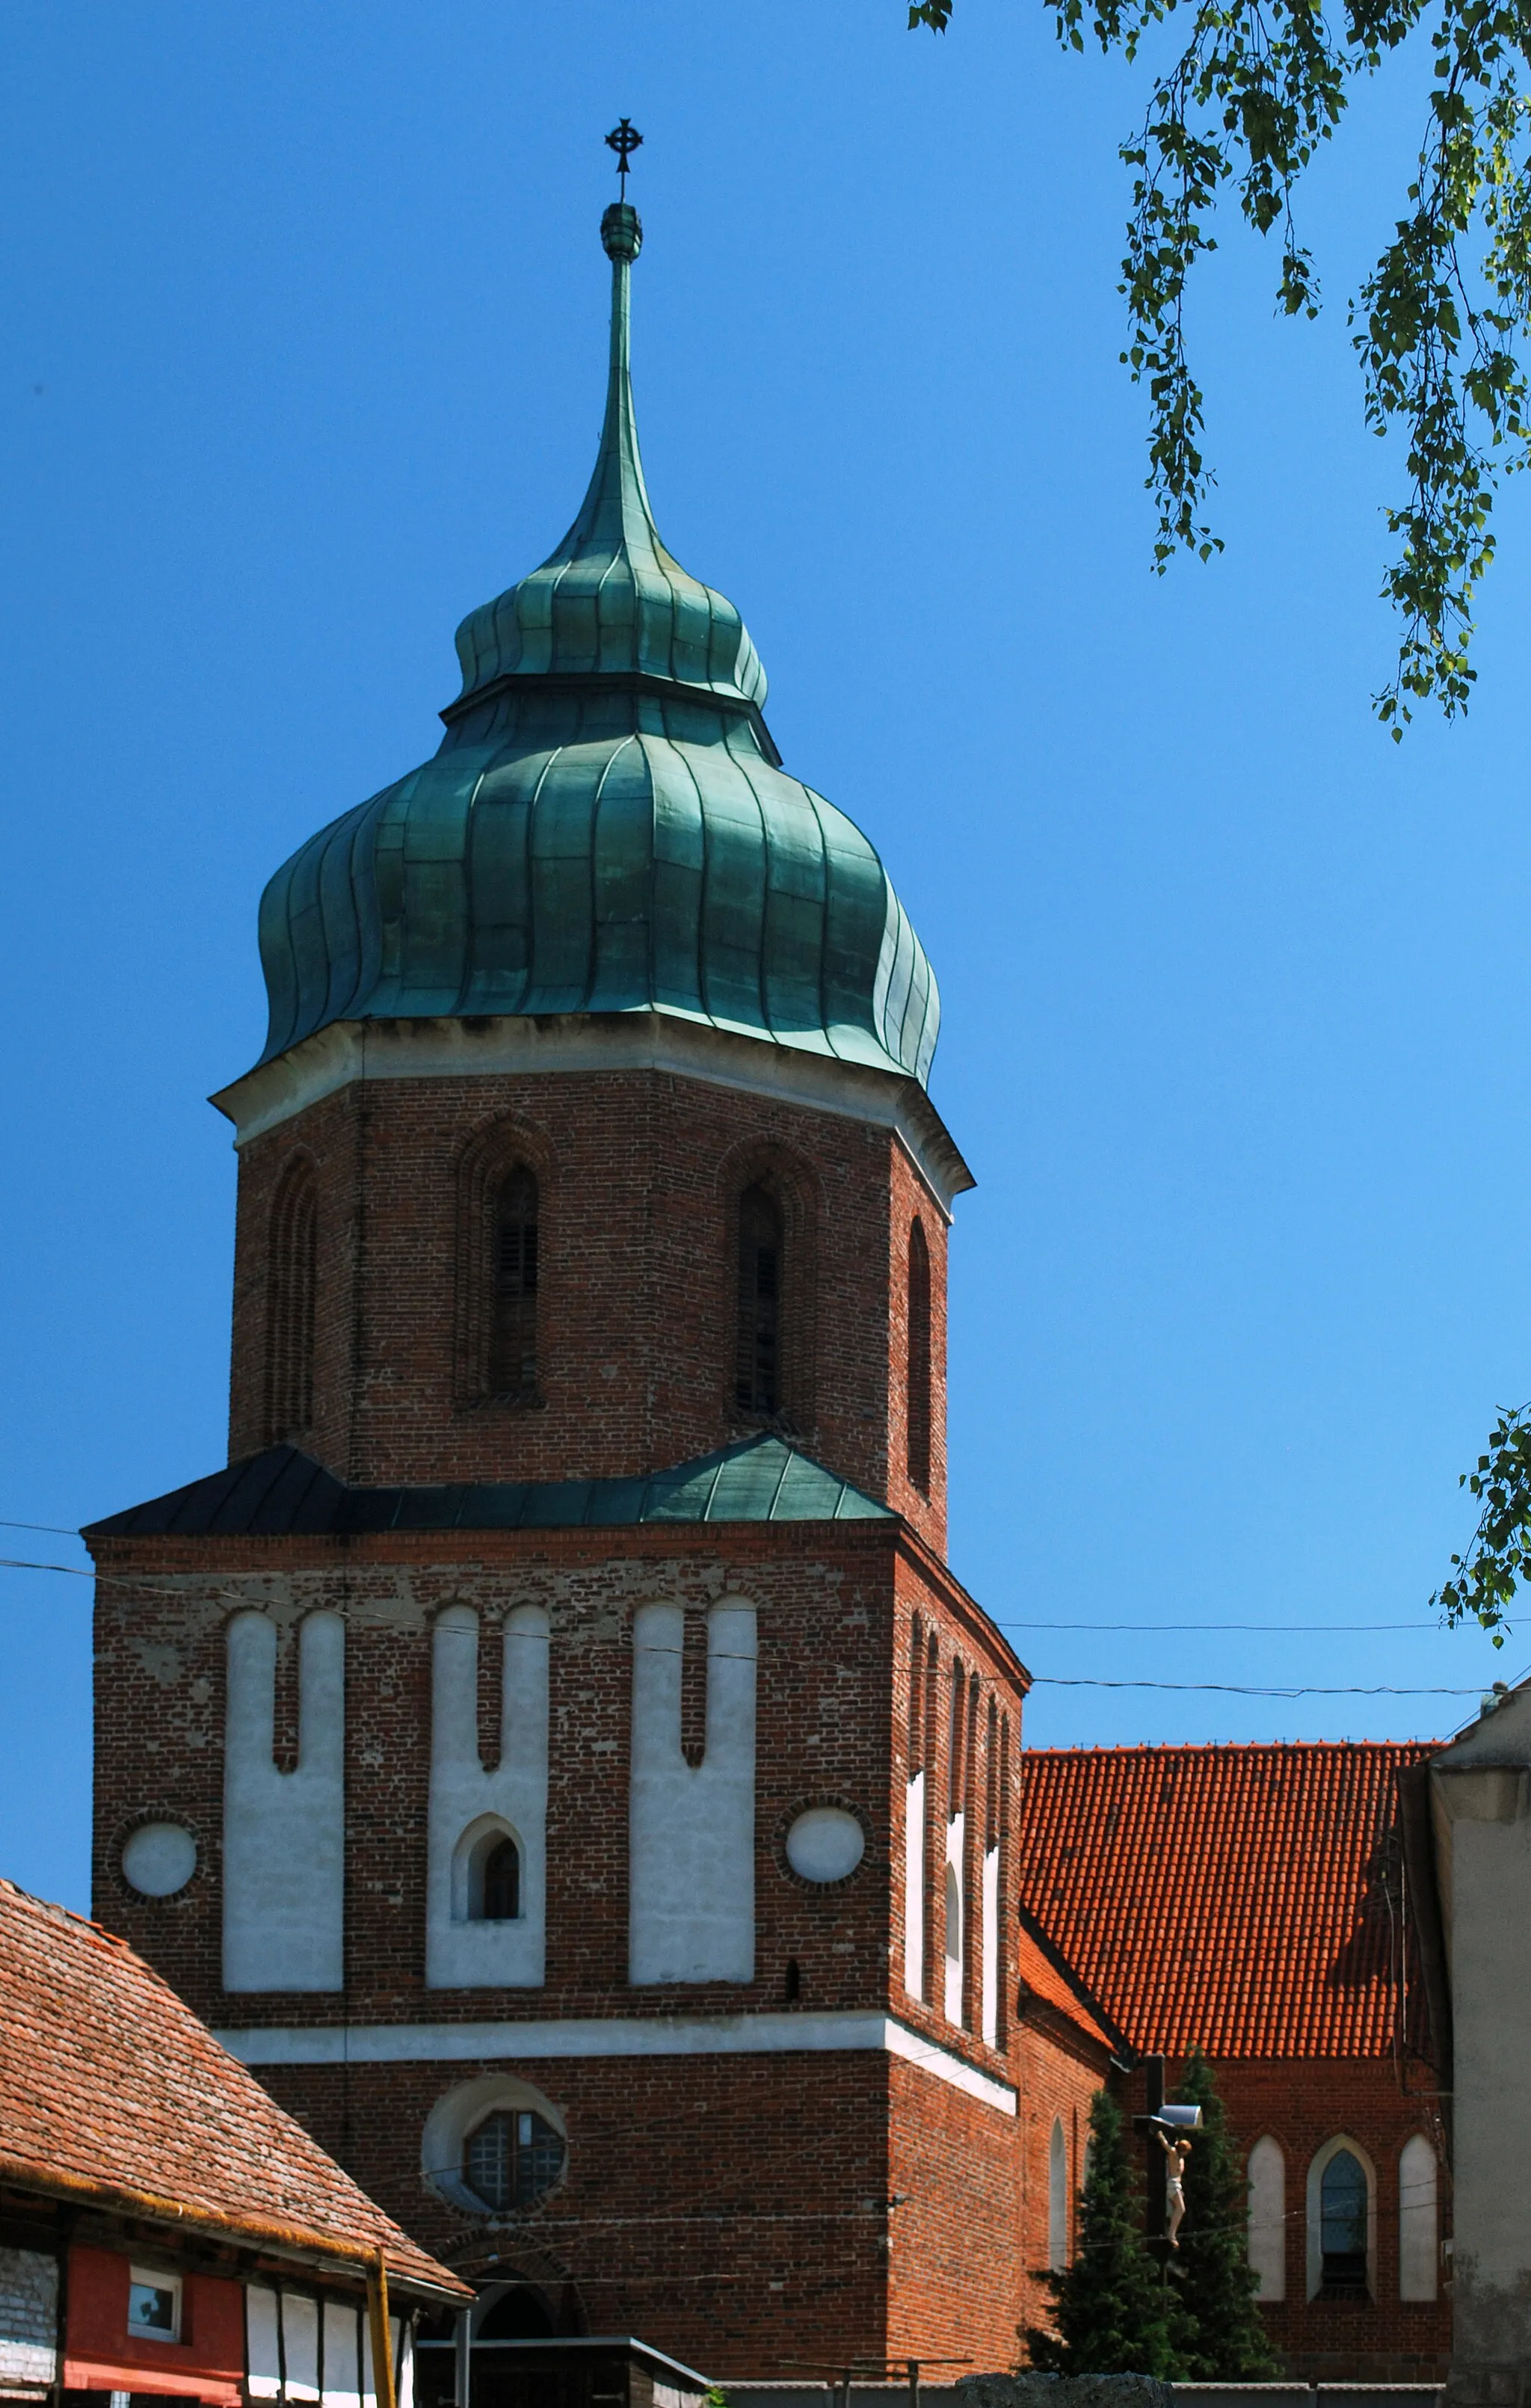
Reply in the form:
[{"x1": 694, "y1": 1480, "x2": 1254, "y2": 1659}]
[{"x1": 606, "y1": 117, "x2": 643, "y2": 197}]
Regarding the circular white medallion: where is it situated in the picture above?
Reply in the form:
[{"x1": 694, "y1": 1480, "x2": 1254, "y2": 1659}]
[
  {"x1": 786, "y1": 1807, "x2": 865, "y2": 1884},
  {"x1": 122, "y1": 1823, "x2": 197, "y2": 1898}
]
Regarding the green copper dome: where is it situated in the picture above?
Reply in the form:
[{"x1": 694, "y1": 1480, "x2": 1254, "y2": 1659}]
[{"x1": 256, "y1": 201, "x2": 940, "y2": 1086}]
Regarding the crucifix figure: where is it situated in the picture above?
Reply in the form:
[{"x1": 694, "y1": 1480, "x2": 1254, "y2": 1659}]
[
  {"x1": 1159, "y1": 2128, "x2": 1193, "y2": 2247},
  {"x1": 606, "y1": 117, "x2": 643, "y2": 197}
]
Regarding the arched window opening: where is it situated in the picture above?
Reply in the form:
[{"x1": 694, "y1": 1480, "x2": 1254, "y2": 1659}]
[
  {"x1": 1319, "y1": 2149, "x2": 1370, "y2": 2299},
  {"x1": 1399, "y1": 2134, "x2": 1438, "y2": 2301},
  {"x1": 735, "y1": 1184, "x2": 783, "y2": 1416},
  {"x1": 1248, "y1": 2136, "x2": 1287, "y2": 2300},
  {"x1": 463, "y1": 2108, "x2": 565, "y2": 2214},
  {"x1": 477, "y1": 2290, "x2": 554, "y2": 2341},
  {"x1": 489, "y1": 1168, "x2": 539, "y2": 1397},
  {"x1": 462, "y1": 1823, "x2": 523, "y2": 1924},
  {"x1": 480, "y1": 1838, "x2": 521, "y2": 1922},
  {"x1": 265, "y1": 1159, "x2": 318, "y2": 1446},
  {"x1": 1047, "y1": 2116, "x2": 1068, "y2": 2271},
  {"x1": 907, "y1": 1219, "x2": 931, "y2": 1494},
  {"x1": 943, "y1": 1861, "x2": 963, "y2": 2023}
]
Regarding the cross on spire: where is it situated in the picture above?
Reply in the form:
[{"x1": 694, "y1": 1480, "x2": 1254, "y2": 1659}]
[{"x1": 605, "y1": 117, "x2": 643, "y2": 197}]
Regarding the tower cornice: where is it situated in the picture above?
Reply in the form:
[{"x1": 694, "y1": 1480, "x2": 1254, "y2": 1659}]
[{"x1": 211, "y1": 1009, "x2": 974, "y2": 1213}]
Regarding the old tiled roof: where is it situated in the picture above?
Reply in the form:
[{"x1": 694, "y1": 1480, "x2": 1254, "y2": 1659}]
[
  {"x1": 84, "y1": 1435, "x2": 892, "y2": 1540},
  {"x1": 0, "y1": 1881, "x2": 465, "y2": 2297},
  {"x1": 1015, "y1": 1743, "x2": 1437, "y2": 2060},
  {"x1": 1015, "y1": 1911, "x2": 1123, "y2": 2056}
]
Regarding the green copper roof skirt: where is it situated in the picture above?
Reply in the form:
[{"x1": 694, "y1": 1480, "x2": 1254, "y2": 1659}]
[
  {"x1": 84, "y1": 1435, "x2": 894, "y2": 1539},
  {"x1": 253, "y1": 203, "x2": 940, "y2": 1088}
]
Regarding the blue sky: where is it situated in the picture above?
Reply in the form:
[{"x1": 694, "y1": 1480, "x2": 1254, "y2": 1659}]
[{"x1": 2, "y1": 3, "x2": 1527, "y2": 1913}]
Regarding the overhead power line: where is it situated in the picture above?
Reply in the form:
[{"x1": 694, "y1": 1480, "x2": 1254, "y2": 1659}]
[
  {"x1": 0, "y1": 1557, "x2": 1499, "y2": 1698},
  {"x1": 1032, "y1": 1676, "x2": 1485, "y2": 1696},
  {"x1": 1000, "y1": 1617, "x2": 1439, "y2": 1633}
]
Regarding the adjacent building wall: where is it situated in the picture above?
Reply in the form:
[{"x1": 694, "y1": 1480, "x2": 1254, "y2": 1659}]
[{"x1": 1432, "y1": 1689, "x2": 1531, "y2": 2407}]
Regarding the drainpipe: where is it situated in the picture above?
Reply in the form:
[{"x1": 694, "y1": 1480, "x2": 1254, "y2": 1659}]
[{"x1": 366, "y1": 2249, "x2": 396, "y2": 2408}]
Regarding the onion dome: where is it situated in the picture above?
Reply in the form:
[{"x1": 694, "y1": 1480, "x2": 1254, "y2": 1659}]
[{"x1": 256, "y1": 202, "x2": 940, "y2": 1086}]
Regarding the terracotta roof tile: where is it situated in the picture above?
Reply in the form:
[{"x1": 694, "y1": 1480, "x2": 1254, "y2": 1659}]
[
  {"x1": 0, "y1": 1882, "x2": 464, "y2": 2297},
  {"x1": 1014, "y1": 1915, "x2": 1121, "y2": 2054},
  {"x1": 1015, "y1": 1743, "x2": 1437, "y2": 2060}
]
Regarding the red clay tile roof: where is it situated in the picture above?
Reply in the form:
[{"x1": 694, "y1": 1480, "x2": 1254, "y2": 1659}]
[
  {"x1": 1014, "y1": 1915, "x2": 1121, "y2": 2055},
  {"x1": 0, "y1": 1882, "x2": 466, "y2": 2297},
  {"x1": 1015, "y1": 1742, "x2": 1437, "y2": 2060}
]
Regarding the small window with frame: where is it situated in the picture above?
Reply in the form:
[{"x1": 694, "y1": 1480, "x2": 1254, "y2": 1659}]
[{"x1": 129, "y1": 2267, "x2": 182, "y2": 2342}]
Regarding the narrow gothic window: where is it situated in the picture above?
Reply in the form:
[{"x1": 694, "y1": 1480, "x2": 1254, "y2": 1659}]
[
  {"x1": 735, "y1": 1184, "x2": 783, "y2": 1416},
  {"x1": 1398, "y1": 2134, "x2": 1438, "y2": 2301},
  {"x1": 479, "y1": 1837, "x2": 520, "y2": 1922},
  {"x1": 1047, "y1": 2116, "x2": 1068, "y2": 2270},
  {"x1": 489, "y1": 1168, "x2": 539, "y2": 1397},
  {"x1": 1319, "y1": 2149, "x2": 1370, "y2": 2298},
  {"x1": 463, "y1": 2108, "x2": 565, "y2": 2213},
  {"x1": 265, "y1": 1159, "x2": 317, "y2": 1445},
  {"x1": 907, "y1": 1219, "x2": 931, "y2": 1493}
]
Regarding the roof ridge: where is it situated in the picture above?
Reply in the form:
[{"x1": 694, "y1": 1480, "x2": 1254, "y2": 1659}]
[{"x1": 1020, "y1": 1737, "x2": 1439, "y2": 1761}]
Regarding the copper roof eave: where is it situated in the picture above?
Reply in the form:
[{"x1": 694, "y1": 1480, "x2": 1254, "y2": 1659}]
[
  {"x1": 0, "y1": 2157, "x2": 471, "y2": 2304},
  {"x1": 438, "y1": 665, "x2": 785, "y2": 767}
]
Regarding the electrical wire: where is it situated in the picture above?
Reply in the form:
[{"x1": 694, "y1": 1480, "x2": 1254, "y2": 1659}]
[
  {"x1": 998, "y1": 1618, "x2": 1439, "y2": 1633},
  {"x1": 0, "y1": 1548, "x2": 1456, "y2": 1637},
  {"x1": 0, "y1": 1558, "x2": 1504, "y2": 1696},
  {"x1": 1029, "y1": 1676, "x2": 1485, "y2": 1696}
]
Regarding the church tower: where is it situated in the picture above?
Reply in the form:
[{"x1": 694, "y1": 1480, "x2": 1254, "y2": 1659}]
[{"x1": 88, "y1": 188, "x2": 1106, "y2": 2380}]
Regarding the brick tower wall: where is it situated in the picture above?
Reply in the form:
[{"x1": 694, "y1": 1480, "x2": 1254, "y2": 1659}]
[
  {"x1": 90, "y1": 1518, "x2": 1038, "y2": 2375},
  {"x1": 226, "y1": 1067, "x2": 950, "y2": 1556}
]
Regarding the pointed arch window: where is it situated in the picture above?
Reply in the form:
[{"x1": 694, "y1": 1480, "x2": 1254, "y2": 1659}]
[
  {"x1": 490, "y1": 1167, "x2": 539, "y2": 1399},
  {"x1": 265, "y1": 1157, "x2": 317, "y2": 1445},
  {"x1": 736, "y1": 1184, "x2": 783, "y2": 1417},
  {"x1": 1047, "y1": 2116, "x2": 1068, "y2": 2270},
  {"x1": 1319, "y1": 2148, "x2": 1370, "y2": 2298},
  {"x1": 1399, "y1": 2135, "x2": 1438, "y2": 2301},
  {"x1": 907, "y1": 1218, "x2": 931, "y2": 1494},
  {"x1": 1248, "y1": 2136, "x2": 1287, "y2": 2299}
]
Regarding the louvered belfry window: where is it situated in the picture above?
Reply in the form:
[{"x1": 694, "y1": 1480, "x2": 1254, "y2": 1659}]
[
  {"x1": 907, "y1": 1218, "x2": 932, "y2": 1494},
  {"x1": 265, "y1": 1159, "x2": 318, "y2": 1444},
  {"x1": 489, "y1": 1168, "x2": 539, "y2": 1397},
  {"x1": 735, "y1": 1183, "x2": 783, "y2": 1416}
]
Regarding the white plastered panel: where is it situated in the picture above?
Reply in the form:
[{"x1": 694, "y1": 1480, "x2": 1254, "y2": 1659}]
[
  {"x1": 943, "y1": 1809, "x2": 965, "y2": 2025},
  {"x1": 903, "y1": 1772, "x2": 925, "y2": 2000},
  {"x1": 425, "y1": 1604, "x2": 549, "y2": 1988},
  {"x1": 981, "y1": 1842, "x2": 999, "y2": 2045},
  {"x1": 629, "y1": 1598, "x2": 756, "y2": 1983},
  {"x1": 283, "y1": 2294, "x2": 321, "y2": 2402},
  {"x1": 1399, "y1": 2133, "x2": 1438, "y2": 2301},
  {"x1": 245, "y1": 2288, "x2": 283, "y2": 2399},
  {"x1": 223, "y1": 1613, "x2": 345, "y2": 1992},
  {"x1": 1247, "y1": 2134, "x2": 1287, "y2": 2299},
  {"x1": 321, "y1": 2302, "x2": 360, "y2": 2408}
]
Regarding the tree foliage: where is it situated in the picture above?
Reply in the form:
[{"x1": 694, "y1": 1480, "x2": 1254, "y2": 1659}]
[
  {"x1": 1168, "y1": 2051, "x2": 1282, "y2": 2379},
  {"x1": 1433, "y1": 1400, "x2": 1531, "y2": 1641},
  {"x1": 1025, "y1": 2090, "x2": 1177, "y2": 2375},
  {"x1": 909, "y1": 0, "x2": 1531, "y2": 732}
]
